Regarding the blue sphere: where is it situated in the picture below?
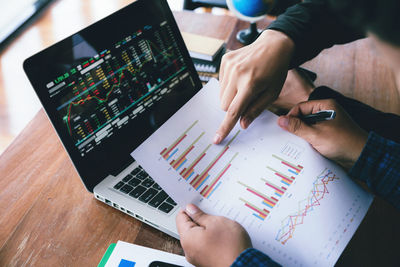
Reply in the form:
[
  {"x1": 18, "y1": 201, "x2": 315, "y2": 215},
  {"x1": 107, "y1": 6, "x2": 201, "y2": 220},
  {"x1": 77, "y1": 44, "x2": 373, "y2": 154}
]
[{"x1": 232, "y1": 0, "x2": 270, "y2": 17}]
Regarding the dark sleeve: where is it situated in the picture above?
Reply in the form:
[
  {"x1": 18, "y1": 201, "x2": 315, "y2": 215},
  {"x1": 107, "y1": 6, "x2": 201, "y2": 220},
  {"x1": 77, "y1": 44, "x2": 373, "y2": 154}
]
[
  {"x1": 267, "y1": 0, "x2": 365, "y2": 67},
  {"x1": 308, "y1": 86, "x2": 400, "y2": 143},
  {"x1": 231, "y1": 248, "x2": 281, "y2": 267},
  {"x1": 349, "y1": 132, "x2": 400, "y2": 210}
]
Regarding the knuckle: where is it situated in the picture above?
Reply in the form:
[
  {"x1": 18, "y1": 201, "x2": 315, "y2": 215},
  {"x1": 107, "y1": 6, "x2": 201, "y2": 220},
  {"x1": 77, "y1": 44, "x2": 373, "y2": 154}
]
[
  {"x1": 248, "y1": 78, "x2": 257, "y2": 89},
  {"x1": 222, "y1": 52, "x2": 233, "y2": 62},
  {"x1": 236, "y1": 64, "x2": 245, "y2": 74},
  {"x1": 291, "y1": 118, "x2": 302, "y2": 134},
  {"x1": 220, "y1": 102, "x2": 229, "y2": 111},
  {"x1": 247, "y1": 68, "x2": 257, "y2": 81},
  {"x1": 231, "y1": 64, "x2": 240, "y2": 74},
  {"x1": 325, "y1": 99, "x2": 337, "y2": 107},
  {"x1": 227, "y1": 107, "x2": 240, "y2": 119},
  {"x1": 249, "y1": 105, "x2": 263, "y2": 118}
]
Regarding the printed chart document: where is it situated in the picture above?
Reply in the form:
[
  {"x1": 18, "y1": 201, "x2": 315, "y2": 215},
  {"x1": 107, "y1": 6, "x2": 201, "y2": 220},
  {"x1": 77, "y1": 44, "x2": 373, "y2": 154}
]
[
  {"x1": 132, "y1": 79, "x2": 373, "y2": 266},
  {"x1": 102, "y1": 241, "x2": 192, "y2": 267}
]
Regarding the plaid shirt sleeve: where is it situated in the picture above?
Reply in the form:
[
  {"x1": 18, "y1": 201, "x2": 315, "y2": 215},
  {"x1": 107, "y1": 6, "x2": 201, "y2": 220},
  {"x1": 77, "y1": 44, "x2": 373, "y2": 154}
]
[
  {"x1": 231, "y1": 248, "x2": 281, "y2": 267},
  {"x1": 350, "y1": 132, "x2": 400, "y2": 209}
]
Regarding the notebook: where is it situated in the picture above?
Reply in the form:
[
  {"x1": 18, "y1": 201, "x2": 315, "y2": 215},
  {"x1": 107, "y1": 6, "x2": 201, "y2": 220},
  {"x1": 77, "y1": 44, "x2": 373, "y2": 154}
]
[{"x1": 181, "y1": 32, "x2": 225, "y2": 61}]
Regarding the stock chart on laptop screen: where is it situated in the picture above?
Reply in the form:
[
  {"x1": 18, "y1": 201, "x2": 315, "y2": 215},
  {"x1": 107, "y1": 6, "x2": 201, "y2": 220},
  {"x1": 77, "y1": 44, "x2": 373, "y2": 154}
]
[
  {"x1": 47, "y1": 21, "x2": 193, "y2": 157},
  {"x1": 24, "y1": 0, "x2": 201, "y2": 191}
]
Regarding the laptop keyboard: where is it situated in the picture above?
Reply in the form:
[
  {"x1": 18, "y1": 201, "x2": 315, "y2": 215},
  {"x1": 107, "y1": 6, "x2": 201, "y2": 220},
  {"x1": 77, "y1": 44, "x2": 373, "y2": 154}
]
[{"x1": 113, "y1": 166, "x2": 177, "y2": 214}]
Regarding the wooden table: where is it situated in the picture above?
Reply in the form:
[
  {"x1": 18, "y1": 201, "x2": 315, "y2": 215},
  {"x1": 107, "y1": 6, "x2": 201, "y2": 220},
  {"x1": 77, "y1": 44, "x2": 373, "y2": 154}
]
[{"x1": 1, "y1": 1, "x2": 400, "y2": 266}]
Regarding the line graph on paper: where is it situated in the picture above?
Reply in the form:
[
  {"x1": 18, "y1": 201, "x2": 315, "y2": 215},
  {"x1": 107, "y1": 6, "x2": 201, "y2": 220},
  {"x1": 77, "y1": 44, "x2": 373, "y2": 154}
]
[{"x1": 275, "y1": 168, "x2": 339, "y2": 244}]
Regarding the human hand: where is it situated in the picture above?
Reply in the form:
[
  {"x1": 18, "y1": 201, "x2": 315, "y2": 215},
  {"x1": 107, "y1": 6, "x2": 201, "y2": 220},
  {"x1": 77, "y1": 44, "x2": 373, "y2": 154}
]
[
  {"x1": 277, "y1": 99, "x2": 368, "y2": 169},
  {"x1": 214, "y1": 29, "x2": 294, "y2": 144},
  {"x1": 176, "y1": 204, "x2": 252, "y2": 267},
  {"x1": 272, "y1": 68, "x2": 315, "y2": 112}
]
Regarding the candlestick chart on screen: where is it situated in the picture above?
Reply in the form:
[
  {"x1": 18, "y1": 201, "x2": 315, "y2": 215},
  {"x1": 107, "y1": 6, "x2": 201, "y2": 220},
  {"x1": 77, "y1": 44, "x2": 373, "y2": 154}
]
[{"x1": 47, "y1": 21, "x2": 188, "y2": 156}]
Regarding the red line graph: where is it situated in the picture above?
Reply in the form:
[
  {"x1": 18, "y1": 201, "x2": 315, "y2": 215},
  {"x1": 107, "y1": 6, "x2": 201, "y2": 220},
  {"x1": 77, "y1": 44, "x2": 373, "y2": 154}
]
[{"x1": 275, "y1": 169, "x2": 339, "y2": 245}]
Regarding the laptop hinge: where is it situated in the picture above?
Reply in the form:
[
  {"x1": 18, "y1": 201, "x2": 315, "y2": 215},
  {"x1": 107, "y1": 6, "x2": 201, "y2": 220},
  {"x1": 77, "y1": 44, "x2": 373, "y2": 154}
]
[{"x1": 111, "y1": 157, "x2": 135, "y2": 176}]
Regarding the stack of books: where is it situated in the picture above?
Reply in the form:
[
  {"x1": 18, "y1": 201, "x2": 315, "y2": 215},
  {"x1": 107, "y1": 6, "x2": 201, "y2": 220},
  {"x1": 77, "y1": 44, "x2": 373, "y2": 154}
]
[{"x1": 182, "y1": 32, "x2": 225, "y2": 83}]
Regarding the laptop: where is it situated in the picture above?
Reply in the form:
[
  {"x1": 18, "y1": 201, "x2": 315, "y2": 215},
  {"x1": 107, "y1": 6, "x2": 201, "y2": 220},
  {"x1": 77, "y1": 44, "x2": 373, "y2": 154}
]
[{"x1": 23, "y1": 0, "x2": 203, "y2": 238}]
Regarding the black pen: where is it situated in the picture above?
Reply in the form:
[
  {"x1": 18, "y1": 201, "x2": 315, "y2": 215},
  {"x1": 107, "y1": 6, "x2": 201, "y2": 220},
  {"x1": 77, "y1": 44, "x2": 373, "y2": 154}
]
[{"x1": 300, "y1": 110, "x2": 336, "y2": 124}]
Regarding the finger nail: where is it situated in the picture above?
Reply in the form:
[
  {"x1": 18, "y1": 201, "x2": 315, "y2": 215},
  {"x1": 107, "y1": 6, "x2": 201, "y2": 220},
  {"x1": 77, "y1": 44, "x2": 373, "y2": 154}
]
[
  {"x1": 213, "y1": 133, "x2": 222, "y2": 144},
  {"x1": 278, "y1": 117, "x2": 289, "y2": 128},
  {"x1": 243, "y1": 117, "x2": 252, "y2": 127},
  {"x1": 186, "y1": 204, "x2": 199, "y2": 215}
]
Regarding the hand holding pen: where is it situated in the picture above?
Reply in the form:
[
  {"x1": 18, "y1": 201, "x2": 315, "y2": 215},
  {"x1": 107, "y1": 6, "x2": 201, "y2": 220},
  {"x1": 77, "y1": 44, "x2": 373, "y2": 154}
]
[
  {"x1": 300, "y1": 110, "x2": 336, "y2": 124},
  {"x1": 277, "y1": 99, "x2": 368, "y2": 170}
]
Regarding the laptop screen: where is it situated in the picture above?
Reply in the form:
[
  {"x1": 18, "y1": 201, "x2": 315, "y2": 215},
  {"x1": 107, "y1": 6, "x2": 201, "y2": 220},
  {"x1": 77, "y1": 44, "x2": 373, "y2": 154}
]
[{"x1": 23, "y1": 0, "x2": 202, "y2": 192}]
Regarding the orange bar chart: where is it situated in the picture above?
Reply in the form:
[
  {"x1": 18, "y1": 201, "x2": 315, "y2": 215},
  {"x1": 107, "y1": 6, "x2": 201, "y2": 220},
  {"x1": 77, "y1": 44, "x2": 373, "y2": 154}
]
[
  {"x1": 181, "y1": 144, "x2": 211, "y2": 180},
  {"x1": 267, "y1": 166, "x2": 296, "y2": 186},
  {"x1": 262, "y1": 178, "x2": 287, "y2": 198},
  {"x1": 238, "y1": 181, "x2": 278, "y2": 210},
  {"x1": 170, "y1": 132, "x2": 204, "y2": 171},
  {"x1": 160, "y1": 120, "x2": 239, "y2": 200},
  {"x1": 272, "y1": 154, "x2": 303, "y2": 175},
  {"x1": 239, "y1": 197, "x2": 270, "y2": 221},
  {"x1": 160, "y1": 120, "x2": 198, "y2": 159},
  {"x1": 190, "y1": 130, "x2": 239, "y2": 190},
  {"x1": 201, "y1": 153, "x2": 238, "y2": 198}
]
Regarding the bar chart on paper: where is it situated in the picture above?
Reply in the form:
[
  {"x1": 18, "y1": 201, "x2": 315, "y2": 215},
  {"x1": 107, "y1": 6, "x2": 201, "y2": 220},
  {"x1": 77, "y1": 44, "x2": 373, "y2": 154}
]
[
  {"x1": 236, "y1": 153, "x2": 305, "y2": 222},
  {"x1": 132, "y1": 79, "x2": 373, "y2": 267},
  {"x1": 159, "y1": 120, "x2": 239, "y2": 199}
]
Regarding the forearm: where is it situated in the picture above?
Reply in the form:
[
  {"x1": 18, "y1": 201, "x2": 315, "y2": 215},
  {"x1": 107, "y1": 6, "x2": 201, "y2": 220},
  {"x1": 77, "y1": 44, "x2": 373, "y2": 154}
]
[
  {"x1": 267, "y1": 0, "x2": 364, "y2": 67},
  {"x1": 231, "y1": 248, "x2": 281, "y2": 267},
  {"x1": 350, "y1": 132, "x2": 400, "y2": 210}
]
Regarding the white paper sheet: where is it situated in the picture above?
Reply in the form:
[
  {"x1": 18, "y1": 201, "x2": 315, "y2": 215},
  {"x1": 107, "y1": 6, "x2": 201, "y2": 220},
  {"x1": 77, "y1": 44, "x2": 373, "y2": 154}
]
[
  {"x1": 132, "y1": 79, "x2": 373, "y2": 266},
  {"x1": 105, "y1": 241, "x2": 192, "y2": 267}
]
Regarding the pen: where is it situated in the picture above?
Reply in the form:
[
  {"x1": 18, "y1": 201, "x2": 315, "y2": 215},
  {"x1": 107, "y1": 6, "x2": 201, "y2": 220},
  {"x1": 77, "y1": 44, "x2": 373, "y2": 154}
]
[{"x1": 300, "y1": 110, "x2": 336, "y2": 124}]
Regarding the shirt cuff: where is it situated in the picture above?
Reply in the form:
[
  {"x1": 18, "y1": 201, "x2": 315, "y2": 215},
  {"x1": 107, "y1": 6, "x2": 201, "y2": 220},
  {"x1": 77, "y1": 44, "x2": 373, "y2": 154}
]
[
  {"x1": 350, "y1": 132, "x2": 384, "y2": 182},
  {"x1": 231, "y1": 248, "x2": 281, "y2": 267}
]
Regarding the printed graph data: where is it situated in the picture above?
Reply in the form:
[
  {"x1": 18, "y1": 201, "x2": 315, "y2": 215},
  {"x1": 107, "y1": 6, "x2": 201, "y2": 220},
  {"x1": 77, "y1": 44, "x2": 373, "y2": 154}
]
[
  {"x1": 159, "y1": 121, "x2": 240, "y2": 199},
  {"x1": 239, "y1": 154, "x2": 304, "y2": 221},
  {"x1": 281, "y1": 142, "x2": 305, "y2": 160},
  {"x1": 275, "y1": 168, "x2": 339, "y2": 245},
  {"x1": 131, "y1": 79, "x2": 374, "y2": 267}
]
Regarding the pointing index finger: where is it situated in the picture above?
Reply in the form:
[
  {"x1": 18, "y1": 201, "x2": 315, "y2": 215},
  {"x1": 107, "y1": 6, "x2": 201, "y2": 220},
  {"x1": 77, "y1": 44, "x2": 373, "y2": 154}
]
[{"x1": 214, "y1": 87, "x2": 252, "y2": 144}]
